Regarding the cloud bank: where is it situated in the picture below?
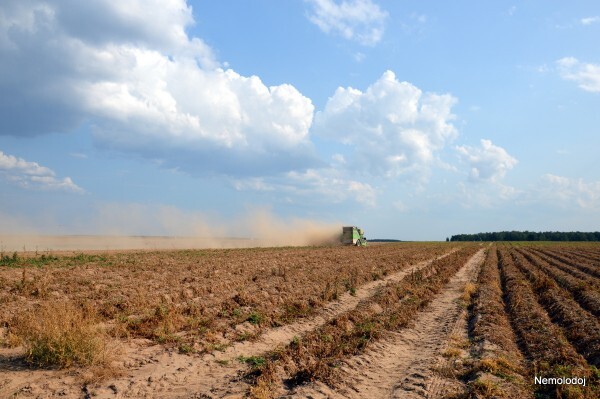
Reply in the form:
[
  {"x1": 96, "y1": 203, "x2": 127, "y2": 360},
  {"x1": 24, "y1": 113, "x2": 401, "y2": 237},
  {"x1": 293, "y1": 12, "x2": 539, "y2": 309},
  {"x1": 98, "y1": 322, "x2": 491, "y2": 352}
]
[
  {"x1": 541, "y1": 174, "x2": 600, "y2": 210},
  {"x1": 0, "y1": 0, "x2": 317, "y2": 176},
  {"x1": 0, "y1": 0, "x2": 524, "y2": 212}
]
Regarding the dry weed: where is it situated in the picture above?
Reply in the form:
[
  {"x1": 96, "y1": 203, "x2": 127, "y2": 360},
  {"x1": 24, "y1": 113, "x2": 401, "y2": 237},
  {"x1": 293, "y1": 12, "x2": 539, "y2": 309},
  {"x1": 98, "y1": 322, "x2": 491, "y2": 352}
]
[
  {"x1": 461, "y1": 282, "x2": 477, "y2": 303},
  {"x1": 469, "y1": 376, "x2": 503, "y2": 397},
  {"x1": 12, "y1": 301, "x2": 114, "y2": 369}
]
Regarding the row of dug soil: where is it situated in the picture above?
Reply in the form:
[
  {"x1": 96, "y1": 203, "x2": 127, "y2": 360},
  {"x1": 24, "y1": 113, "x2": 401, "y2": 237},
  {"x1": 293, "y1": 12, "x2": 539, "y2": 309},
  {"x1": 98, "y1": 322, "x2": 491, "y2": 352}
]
[
  {"x1": 245, "y1": 245, "x2": 482, "y2": 397},
  {"x1": 1, "y1": 244, "x2": 461, "y2": 366},
  {"x1": 459, "y1": 244, "x2": 599, "y2": 399}
]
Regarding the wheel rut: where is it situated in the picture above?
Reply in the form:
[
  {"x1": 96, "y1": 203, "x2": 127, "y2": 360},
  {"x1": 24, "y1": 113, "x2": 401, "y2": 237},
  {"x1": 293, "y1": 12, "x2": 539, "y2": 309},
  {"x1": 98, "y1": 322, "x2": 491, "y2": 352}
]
[
  {"x1": 287, "y1": 248, "x2": 485, "y2": 399},
  {"x1": 87, "y1": 249, "x2": 459, "y2": 398}
]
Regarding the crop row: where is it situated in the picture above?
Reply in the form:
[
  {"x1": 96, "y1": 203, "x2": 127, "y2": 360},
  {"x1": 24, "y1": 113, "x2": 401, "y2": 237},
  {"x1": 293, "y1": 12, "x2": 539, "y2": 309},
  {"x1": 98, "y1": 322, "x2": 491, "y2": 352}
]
[
  {"x1": 537, "y1": 245, "x2": 600, "y2": 264},
  {"x1": 515, "y1": 249, "x2": 600, "y2": 318},
  {"x1": 510, "y1": 250, "x2": 600, "y2": 367},
  {"x1": 246, "y1": 245, "x2": 482, "y2": 397},
  {"x1": 1, "y1": 244, "x2": 458, "y2": 353},
  {"x1": 575, "y1": 248, "x2": 600, "y2": 258},
  {"x1": 465, "y1": 248, "x2": 531, "y2": 398},
  {"x1": 525, "y1": 249, "x2": 600, "y2": 288},
  {"x1": 536, "y1": 248, "x2": 600, "y2": 279},
  {"x1": 498, "y1": 247, "x2": 597, "y2": 398},
  {"x1": 570, "y1": 250, "x2": 600, "y2": 264}
]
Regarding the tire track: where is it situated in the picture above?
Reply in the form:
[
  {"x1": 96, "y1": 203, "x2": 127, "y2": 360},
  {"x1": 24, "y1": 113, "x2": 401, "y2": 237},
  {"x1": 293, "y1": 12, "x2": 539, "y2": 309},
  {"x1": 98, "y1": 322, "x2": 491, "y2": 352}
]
[
  {"x1": 287, "y1": 248, "x2": 485, "y2": 399},
  {"x1": 89, "y1": 249, "x2": 460, "y2": 398}
]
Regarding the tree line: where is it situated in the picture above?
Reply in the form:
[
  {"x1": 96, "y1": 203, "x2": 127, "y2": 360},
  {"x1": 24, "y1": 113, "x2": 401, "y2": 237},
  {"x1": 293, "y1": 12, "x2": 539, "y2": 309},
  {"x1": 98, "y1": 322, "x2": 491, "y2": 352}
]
[{"x1": 449, "y1": 231, "x2": 600, "y2": 242}]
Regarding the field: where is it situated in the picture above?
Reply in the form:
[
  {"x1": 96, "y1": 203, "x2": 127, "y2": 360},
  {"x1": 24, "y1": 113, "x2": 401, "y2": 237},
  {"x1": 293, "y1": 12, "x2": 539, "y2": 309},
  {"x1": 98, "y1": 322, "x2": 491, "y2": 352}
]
[{"x1": 0, "y1": 242, "x2": 599, "y2": 398}]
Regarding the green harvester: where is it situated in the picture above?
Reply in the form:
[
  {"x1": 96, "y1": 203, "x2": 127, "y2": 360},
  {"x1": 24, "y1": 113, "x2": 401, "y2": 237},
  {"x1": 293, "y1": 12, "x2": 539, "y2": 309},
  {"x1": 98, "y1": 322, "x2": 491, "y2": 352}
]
[{"x1": 342, "y1": 226, "x2": 367, "y2": 246}]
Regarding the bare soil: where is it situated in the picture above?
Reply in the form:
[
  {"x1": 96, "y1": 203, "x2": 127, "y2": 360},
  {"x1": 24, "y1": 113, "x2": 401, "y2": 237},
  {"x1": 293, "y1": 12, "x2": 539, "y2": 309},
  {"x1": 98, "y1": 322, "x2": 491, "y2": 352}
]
[
  {"x1": 3, "y1": 243, "x2": 597, "y2": 398},
  {"x1": 0, "y1": 243, "x2": 458, "y2": 398},
  {"x1": 284, "y1": 248, "x2": 485, "y2": 398}
]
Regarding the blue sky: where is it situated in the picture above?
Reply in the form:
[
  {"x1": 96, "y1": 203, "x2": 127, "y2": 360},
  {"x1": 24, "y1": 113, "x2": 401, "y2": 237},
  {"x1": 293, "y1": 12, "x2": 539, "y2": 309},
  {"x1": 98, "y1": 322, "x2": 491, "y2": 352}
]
[{"x1": 0, "y1": 0, "x2": 599, "y2": 241}]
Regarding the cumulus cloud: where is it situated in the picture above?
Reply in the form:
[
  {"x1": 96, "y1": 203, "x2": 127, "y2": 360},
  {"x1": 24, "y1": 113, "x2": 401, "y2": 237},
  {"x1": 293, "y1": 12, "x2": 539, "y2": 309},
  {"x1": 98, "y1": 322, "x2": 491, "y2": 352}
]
[
  {"x1": 541, "y1": 174, "x2": 600, "y2": 209},
  {"x1": 556, "y1": 57, "x2": 600, "y2": 93},
  {"x1": 456, "y1": 139, "x2": 518, "y2": 183},
  {"x1": 0, "y1": 0, "x2": 317, "y2": 176},
  {"x1": 305, "y1": 0, "x2": 388, "y2": 45},
  {"x1": 580, "y1": 16, "x2": 600, "y2": 26},
  {"x1": 313, "y1": 70, "x2": 458, "y2": 180},
  {"x1": 0, "y1": 150, "x2": 83, "y2": 193}
]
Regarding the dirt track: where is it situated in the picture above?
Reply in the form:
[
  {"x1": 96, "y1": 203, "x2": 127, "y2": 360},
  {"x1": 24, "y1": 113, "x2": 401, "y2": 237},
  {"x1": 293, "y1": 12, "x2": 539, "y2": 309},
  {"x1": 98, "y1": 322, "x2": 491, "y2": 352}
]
[
  {"x1": 0, "y1": 247, "x2": 463, "y2": 399},
  {"x1": 89, "y1": 249, "x2": 459, "y2": 398},
  {"x1": 286, "y1": 248, "x2": 484, "y2": 398},
  {"x1": 0, "y1": 244, "x2": 491, "y2": 399}
]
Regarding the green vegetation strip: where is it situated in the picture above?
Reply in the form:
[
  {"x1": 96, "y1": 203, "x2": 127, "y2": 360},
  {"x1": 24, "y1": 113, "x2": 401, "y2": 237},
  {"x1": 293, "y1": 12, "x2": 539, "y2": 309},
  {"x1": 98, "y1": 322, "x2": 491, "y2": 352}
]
[
  {"x1": 246, "y1": 245, "x2": 481, "y2": 398},
  {"x1": 0, "y1": 251, "x2": 106, "y2": 267}
]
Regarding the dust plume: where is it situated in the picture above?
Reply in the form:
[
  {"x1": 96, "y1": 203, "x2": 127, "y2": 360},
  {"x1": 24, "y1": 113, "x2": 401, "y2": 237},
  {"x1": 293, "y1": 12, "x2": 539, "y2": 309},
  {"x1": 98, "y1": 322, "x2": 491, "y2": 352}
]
[
  {"x1": 241, "y1": 209, "x2": 340, "y2": 246},
  {"x1": 0, "y1": 204, "x2": 342, "y2": 251}
]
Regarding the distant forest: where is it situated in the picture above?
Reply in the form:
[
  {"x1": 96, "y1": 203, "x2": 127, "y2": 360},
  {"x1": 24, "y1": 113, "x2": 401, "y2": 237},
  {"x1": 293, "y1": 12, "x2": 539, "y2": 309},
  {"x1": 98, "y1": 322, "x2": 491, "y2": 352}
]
[{"x1": 449, "y1": 231, "x2": 600, "y2": 242}]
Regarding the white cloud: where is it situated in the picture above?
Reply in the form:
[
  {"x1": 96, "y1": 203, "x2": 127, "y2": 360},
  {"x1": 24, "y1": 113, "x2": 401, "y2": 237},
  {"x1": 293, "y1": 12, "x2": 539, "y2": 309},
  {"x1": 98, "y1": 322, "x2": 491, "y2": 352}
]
[
  {"x1": 0, "y1": 1, "x2": 317, "y2": 176},
  {"x1": 234, "y1": 168, "x2": 377, "y2": 207},
  {"x1": 232, "y1": 69, "x2": 462, "y2": 207},
  {"x1": 305, "y1": 0, "x2": 388, "y2": 46},
  {"x1": 0, "y1": 150, "x2": 83, "y2": 193},
  {"x1": 541, "y1": 174, "x2": 600, "y2": 210},
  {"x1": 456, "y1": 139, "x2": 518, "y2": 183},
  {"x1": 446, "y1": 173, "x2": 599, "y2": 212},
  {"x1": 556, "y1": 57, "x2": 600, "y2": 93},
  {"x1": 451, "y1": 181, "x2": 520, "y2": 209},
  {"x1": 581, "y1": 16, "x2": 600, "y2": 26},
  {"x1": 313, "y1": 70, "x2": 458, "y2": 180}
]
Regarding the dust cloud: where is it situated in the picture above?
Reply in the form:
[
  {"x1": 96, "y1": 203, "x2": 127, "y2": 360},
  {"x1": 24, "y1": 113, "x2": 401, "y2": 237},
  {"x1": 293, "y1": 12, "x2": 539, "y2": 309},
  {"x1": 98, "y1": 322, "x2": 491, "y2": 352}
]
[
  {"x1": 240, "y1": 209, "x2": 341, "y2": 247},
  {"x1": 0, "y1": 205, "x2": 341, "y2": 252}
]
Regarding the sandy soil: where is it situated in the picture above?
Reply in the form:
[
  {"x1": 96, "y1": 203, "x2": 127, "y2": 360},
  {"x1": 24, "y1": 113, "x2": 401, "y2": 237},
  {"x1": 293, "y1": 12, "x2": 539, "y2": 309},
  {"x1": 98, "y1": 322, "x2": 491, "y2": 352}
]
[
  {"x1": 0, "y1": 249, "x2": 458, "y2": 399},
  {"x1": 0, "y1": 235, "x2": 256, "y2": 252},
  {"x1": 286, "y1": 248, "x2": 485, "y2": 398}
]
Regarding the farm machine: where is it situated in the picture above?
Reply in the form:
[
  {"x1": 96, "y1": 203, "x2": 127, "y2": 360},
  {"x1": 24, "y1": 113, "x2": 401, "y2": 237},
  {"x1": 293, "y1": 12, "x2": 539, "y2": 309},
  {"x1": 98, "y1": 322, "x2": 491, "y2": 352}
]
[{"x1": 342, "y1": 226, "x2": 367, "y2": 246}]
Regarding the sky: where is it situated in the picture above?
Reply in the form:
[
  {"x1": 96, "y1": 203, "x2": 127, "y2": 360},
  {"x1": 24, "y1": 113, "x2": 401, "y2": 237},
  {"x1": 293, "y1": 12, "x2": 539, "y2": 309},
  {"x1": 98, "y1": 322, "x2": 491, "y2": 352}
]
[{"x1": 0, "y1": 0, "x2": 599, "y2": 241}]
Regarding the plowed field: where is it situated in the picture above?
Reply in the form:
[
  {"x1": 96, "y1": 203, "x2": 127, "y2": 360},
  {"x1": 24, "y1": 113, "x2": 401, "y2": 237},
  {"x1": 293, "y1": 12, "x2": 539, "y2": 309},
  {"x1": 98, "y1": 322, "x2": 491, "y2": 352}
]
[{"x1": 0, "y1": 242, "x2": 599, "y2": 398}]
